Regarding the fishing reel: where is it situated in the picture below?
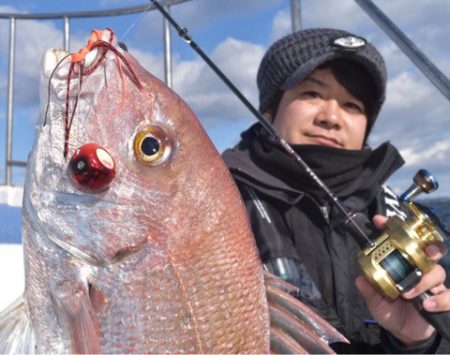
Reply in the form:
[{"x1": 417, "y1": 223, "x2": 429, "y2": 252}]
[{"x1": 358, "y1": 169, "x2": 445, "y2": 300}]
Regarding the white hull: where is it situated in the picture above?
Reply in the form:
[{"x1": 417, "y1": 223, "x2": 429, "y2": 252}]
[{"x1": 0, "y1": 244, "x2": 24, "y2": 310}]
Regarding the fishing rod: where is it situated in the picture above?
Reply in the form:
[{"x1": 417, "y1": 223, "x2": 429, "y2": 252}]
[
  {"x1": 150, "y1": 0, "x2": 373, "y2": 248},
  {"x1": 150, "y1": 0, "x2": 450, "y2": 341}
]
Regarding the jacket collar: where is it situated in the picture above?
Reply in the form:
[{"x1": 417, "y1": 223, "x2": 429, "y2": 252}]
[{"x1": 222, "y1": 123, "x2": 404, "y2": 208}]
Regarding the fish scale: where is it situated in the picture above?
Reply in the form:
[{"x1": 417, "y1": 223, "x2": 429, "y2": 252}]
[{"x1": 95, "y1": 258, "x2": 200, "y2": 353}]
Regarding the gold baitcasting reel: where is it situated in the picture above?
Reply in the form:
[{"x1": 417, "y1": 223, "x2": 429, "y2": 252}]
[{"x1": 358, "y1": 169, "x2": 445, "y2": 299}]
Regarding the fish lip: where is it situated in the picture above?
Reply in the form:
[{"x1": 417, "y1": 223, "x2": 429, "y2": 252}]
[{"x1": 43, "y1": 48, "x2": 71, "y2": 80}]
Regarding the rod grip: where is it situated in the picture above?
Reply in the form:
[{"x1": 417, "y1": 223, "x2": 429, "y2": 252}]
[{"x1": 415, "y1": 291, "x2": 450, "y2": 342}]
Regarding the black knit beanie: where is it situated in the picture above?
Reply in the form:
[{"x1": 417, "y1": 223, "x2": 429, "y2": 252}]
[{"x1": 257, "y1": 28, "x2": 387, "y2": 136}]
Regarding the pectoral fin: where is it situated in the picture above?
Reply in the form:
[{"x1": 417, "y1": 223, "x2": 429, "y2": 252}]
[
  {"x1": 269, "y1": 300, "x2": 335, "y2": 354},
  {"x1": 53, "y1": 281, "x2": 100, "y2": 354},
  {"x1": 265, "y1": 272, "x2": 348, "y2": 353},
  {"x1": 270, "y1": 325, "x2": 308, "y2": 354}
]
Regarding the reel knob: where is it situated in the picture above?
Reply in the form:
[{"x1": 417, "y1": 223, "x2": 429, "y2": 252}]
[{"x1": 400, "y1": 169, "x2": 439, "y2": 202}]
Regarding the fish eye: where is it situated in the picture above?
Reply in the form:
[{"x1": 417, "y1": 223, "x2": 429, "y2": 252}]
[{"x1": 133, "y1": 126, "x2": 171, "y2": 165}]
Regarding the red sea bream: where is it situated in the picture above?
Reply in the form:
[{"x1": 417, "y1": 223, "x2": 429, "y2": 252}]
[{"x1": 0, "y1": 28, "x2": 345, "y2": 353}]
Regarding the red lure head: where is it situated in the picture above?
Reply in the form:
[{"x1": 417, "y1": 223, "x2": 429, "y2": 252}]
[{"x1": 69, "y1": 143, "x2": 116, "y2": 191}]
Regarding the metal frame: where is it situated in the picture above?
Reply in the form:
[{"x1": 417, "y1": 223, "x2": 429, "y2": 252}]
[
  {"x1": 163, "y1": 5, "x2": 173, "y2": 88},
  {"x1": 355, "y1": 0, "x2": 450, "y2": 100},
  {"x1": 290, "y1": 0, "x2": 302, "y2": 32},
  {"x1": 5, "y1": 17, "x2": 16, "y2": 185}
]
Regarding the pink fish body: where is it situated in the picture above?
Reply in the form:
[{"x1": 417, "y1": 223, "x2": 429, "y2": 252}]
[{"x1": 0, "y1": 29, "x2": 344, "y2": 354}]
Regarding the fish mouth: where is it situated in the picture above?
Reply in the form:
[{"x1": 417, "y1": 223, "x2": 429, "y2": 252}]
[
  {"x1": 42, "y1": 49, "x2": 100, "y2": 103},
  {"x1": 43, "y1": 30, "x2": 113, "y2": 80},
  {"x1": 42, "y1": 48, "x2": 71, "y2": 80}
]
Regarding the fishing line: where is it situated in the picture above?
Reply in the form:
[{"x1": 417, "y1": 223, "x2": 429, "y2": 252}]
[
  {"x1": 150, "y1": 0, "x2": 374, "y2": 248},
  {"x1": 67, "y1": 62, "x2": 84, "y2": 158},
  {"x1": 44, "y1": 53, "x2": 72, "y2": 126},
  {"x1": 119, "y1": 3, "x2": 153, "y2": 43}
]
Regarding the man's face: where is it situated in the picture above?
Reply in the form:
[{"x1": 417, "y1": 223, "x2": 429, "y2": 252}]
[{"x1": 267, "y1": 68, "x2": 368, "y2": 150}]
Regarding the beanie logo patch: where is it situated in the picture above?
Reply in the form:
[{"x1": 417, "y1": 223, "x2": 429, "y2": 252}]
[{"x1": 332, "y1": 35, "x2": 366, "y2": 51}]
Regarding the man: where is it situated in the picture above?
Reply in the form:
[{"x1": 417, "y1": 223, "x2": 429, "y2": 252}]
[{"x1": 223, "y1": 28, "x2": 450, "y2": 353}]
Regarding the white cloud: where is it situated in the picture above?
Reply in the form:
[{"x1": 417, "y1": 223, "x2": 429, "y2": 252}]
[
  {"x1": 401, "y1": 139, "x2": 450, "y2": 167},
  {"x1": 210, "y1": 37, "x2": 262, "y2": 90},
  {"x1": 270, "y1": 10, "x2": 291, "y2": 42},
  {"x1": 172, "y1": 59, "x2": 204, "y2": 89},
  {"x1": 129, "y1": 47, "x2": 165, "y2": 82},
  {"x1": 171, "y1": 37, "x2": 264, "y2": 124},
  {"x1": 385, "y1": 72, "x2": 433, "y2": 109},
  {"x1": 374, "y1": 0, "x2": 450, "y2": 29},
  {"x1": 301, "y1": 0, "x2": 366, "y2": 31},
  {"x1": 0, "y1": 18, "x2": 64, "y2": 106}
]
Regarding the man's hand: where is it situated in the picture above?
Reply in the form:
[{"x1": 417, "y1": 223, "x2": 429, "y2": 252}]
[{"x1": 355, "y1": 215, "x2": 450, "y2": 347}]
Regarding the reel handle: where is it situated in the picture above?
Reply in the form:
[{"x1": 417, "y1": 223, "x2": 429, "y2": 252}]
[
  {"x1": 414, "y1": 291, "x2": 450, "y2": 342},
  {"x1": 400, "y1": 169, "x2": 439, "y2": 202}
]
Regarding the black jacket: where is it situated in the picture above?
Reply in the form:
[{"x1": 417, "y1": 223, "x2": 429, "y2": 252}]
[{"x1": 223, "y1": 124, "x2": 448, "y2": 354}]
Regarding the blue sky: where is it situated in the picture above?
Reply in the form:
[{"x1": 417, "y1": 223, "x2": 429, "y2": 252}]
[{"x1": 0, "y1": 0, "x2": 449, "y2": 197}]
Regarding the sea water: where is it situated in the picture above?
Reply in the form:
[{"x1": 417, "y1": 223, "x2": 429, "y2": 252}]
[{"x1": 421, "y1": 198, "x2": 450, "y2": 271}]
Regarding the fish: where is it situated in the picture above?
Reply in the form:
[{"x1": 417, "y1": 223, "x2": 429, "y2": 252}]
[{"x1": 0, "y1": 28, "x2": 347, "y2": 353}]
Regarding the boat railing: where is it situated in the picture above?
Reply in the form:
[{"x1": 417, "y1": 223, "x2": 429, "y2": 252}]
[{"x1": 1, "y1": 0, "x2": 448, "y2": 190}]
